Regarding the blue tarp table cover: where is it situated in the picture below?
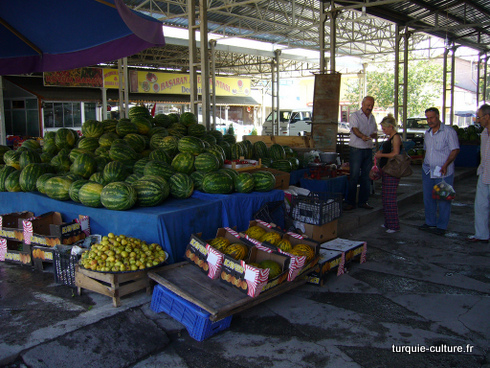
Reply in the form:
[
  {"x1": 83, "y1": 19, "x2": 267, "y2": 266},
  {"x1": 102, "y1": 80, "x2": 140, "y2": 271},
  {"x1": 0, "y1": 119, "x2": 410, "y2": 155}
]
[
  {"x1": 299, "y1": 175, "x2": 349, "y2": 198},
  {"x1": 289, "y1": 168, "x2": 312, "y2": 186},
  {"x1": 191, "y1": 189, "x2": 284, "y2": 232},
  {"x1": 0, "y1": 190, "x2": 283, "y2": 263}
]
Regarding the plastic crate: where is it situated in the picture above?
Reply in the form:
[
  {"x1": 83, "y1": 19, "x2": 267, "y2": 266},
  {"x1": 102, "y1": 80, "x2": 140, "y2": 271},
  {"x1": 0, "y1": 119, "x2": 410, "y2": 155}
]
[
  {"x1": 53, "y1": 250, "x2": 79, "y2": 287},
  {"x1": 290, "y1": 192, "x2": 343, "y2": 225},
  {"x1": 150, "y1": 284, "x2": 232, "y2": 341}
]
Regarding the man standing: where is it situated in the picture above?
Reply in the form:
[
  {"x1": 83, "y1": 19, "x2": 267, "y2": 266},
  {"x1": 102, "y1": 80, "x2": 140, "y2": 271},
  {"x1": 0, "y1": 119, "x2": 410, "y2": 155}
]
[
  {"x1": 419, "y1": 107, "x2": 460, "y2": 235},
  {"x1": 467, "y1": 104, "x2": 490, "y2": 243},
  {"x1": 345, "y1": 96, "x2": 378, "y2": 211}
]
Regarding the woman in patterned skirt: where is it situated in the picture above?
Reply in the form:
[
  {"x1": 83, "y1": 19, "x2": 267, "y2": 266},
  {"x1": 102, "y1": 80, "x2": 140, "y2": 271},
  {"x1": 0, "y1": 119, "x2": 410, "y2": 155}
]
[{"x1": 374, "y1": 114, "x2": 403, "y2": 233}]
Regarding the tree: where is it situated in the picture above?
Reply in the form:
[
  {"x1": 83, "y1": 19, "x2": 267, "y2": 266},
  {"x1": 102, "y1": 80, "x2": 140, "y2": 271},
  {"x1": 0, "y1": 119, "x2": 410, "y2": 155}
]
[{"x1": 345, "y1": 58, "x2": 443, "y2": 120}]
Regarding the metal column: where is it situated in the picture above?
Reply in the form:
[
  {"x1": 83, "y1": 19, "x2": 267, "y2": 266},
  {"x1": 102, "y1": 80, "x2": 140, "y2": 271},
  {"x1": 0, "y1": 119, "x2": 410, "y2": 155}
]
[
  {"x1": 117, "y1": 57, "x2": 129, "y2": 119},
  {"x1": 394, "y1": 25, "x2": 410, "y2": 140},
  {"x1": 209, "y1": 39, "x2": 217, "y2": 130},
  {"x1": 442, "y1": 44, "x2": 457, "y2": 124},
  {"x1": 319, "y1": 1, "x2": 328, "y2": 73},
  {"x1": 271, "y1": 50, "x2": 281, "y2": 136},
  {"x1": 0, "y1": 76, "x2": 5, "y2": 145},
  {"x1": 188, "y1": 0, "x2": 199, "y2": 116}
]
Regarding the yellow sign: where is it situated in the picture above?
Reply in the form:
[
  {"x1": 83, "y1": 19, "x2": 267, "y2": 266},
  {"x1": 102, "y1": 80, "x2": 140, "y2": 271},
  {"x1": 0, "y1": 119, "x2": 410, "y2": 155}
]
[{"x1": 103, "y1": 69, "x2": 251, "y2": 97}]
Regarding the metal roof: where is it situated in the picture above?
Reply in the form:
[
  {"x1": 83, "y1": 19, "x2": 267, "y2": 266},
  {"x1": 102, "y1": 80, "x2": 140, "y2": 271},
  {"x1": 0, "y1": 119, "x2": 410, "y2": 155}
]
[{"x1": 111, "y1": 0, "x2": 490, "y2": 79}]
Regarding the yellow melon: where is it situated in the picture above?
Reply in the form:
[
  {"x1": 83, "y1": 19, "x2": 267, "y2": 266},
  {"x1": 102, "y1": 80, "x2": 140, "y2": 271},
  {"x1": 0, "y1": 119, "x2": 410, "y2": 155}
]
[{"x1": 259, "y1": 231, "x2": 282, "y2": 245}]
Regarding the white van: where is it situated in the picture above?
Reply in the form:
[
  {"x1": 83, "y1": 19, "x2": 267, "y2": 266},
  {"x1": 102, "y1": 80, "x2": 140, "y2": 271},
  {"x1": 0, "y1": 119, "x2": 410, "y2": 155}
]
[{"x1": 262, "y1": 108, "x2": 312, "y2": 136}]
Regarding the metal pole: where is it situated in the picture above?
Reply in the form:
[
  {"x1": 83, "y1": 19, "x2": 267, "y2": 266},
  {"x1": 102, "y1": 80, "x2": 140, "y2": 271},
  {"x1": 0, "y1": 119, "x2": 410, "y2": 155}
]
[
  {"x1": 394, "y1": 24, "x2": 400, "y2": 124},
  {"x1": 199, "y1": 0, "x2": 211, "y2": 130},
  {"x1": 123, "y1": 57, "x2": 129, "y2": 118},
  {"x1": 477, "y1": 53, "x2": 481, "y2": 107},
  {"x1": 188, "y1": 0, "x2": 198, "y2": 115},
  {"x1": 402, "y1": 29, "x2": 409, "y2": 139},
  {"x1": 271, "y1": 61, "x2": 276, "y2": 135},
  {"x1": 275, "y1": 49, "x2": 281, "y2": 135},
  {"x1": 210, "y1": 39, "x2": 217, "y2": 130},
  {"x1": 0, "y1": 77, "x2": 5, "y2": 145},
  {"x1": 449, "y1": 46, "x2": 457, "y2": 125},
  {"x1": 329, "y1": 10, "x2": 337, "y2": 73},
  {"x1": 319, "y1": 1, "x2": 327, "y2": 73},
  {"x1": 442, "y1": 48, "x2": 449, "y2": 123}
]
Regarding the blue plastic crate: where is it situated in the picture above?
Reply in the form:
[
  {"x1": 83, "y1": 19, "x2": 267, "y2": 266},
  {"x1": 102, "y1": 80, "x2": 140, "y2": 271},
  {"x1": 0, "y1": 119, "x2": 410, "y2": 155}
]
[{"x1": 150, "y1": 284, "x2": 232, "y2": 341}]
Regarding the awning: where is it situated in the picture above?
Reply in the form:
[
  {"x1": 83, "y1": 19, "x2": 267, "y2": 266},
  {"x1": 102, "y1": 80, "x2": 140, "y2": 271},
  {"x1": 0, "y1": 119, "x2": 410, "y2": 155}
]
[{"x1": 4, "y1": 76, "x2": 260, "y2": 106}]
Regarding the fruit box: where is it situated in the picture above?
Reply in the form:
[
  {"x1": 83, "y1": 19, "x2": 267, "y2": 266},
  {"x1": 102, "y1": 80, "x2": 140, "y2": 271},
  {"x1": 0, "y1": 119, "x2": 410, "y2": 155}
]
[
  {"x1": 280, "y1": 232, "x2": 320, "y2": 281},
  {"x1": 306, "y1": 249, "x2": 344, "y2": 286},
  {"x1": 294, "y1": 219, "x2": 338, "y2": 243},
  {"x1": 320, "y1": 238, "x2": 367, "y2": 269},
  {"x1": 184, "y1": 227, "x2": 241, "y2": 279},
  {"x1": 220, "y1": 246, "x2": 289, "y2": 298},
  {"x1": 0, "y1": 211, "x2": 34, "y2": 241},
  {"x1": 31, "y1": 245, "x2": 55, "y2": 272},
  {"x1": 240, "y1": 219, "x2": 285, "y2": 247},
  {"x1": 22, "y1": 212, "x2": 88, "y2": 247},
  {"x1": 0, "y1": 237, "x2": 32, "y2": 266}
]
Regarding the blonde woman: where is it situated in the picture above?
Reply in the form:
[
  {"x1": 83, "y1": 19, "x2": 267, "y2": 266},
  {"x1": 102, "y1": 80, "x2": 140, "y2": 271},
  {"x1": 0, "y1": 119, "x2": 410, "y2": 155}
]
[{"x1": 374, "y1": 114, "x2": 403, "y2": 233}]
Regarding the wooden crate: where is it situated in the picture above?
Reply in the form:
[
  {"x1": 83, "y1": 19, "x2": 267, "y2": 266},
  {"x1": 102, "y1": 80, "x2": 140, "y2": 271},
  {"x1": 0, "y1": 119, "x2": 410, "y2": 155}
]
[
  {"x1": 243, "y1": 135, "x2": 314, "y2": 148},
  {"x1": 75, "y1": 265, "x2": 153, "y2": 307}
]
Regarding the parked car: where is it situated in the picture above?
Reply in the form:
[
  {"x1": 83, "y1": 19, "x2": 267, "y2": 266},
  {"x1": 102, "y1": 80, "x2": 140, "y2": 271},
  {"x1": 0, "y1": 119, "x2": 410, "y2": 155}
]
[
  {"x1": 261, "y1": 108, "x2": 312, "y2": 136},
  {"x1": 404, "y1": 117, "x2": 429, "y2": 146}
]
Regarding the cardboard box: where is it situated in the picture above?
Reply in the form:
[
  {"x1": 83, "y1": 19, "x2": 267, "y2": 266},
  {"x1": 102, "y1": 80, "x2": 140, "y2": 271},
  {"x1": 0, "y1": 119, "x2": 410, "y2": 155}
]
[
  {"x1": 1, "y1": 238, "x2": 32, "y2": 265},
  {"x1": 294, "y1": 219, "x2": 338, "y2": 243},
  {"x1": 240, "y1": 220, "x2": 285, "y2": 247},
  {"x1": 220, "y1": 246, "x2": 289, "y2": 297},
  {"x1": 31, "y1": 245, "x2": 55, "y2": 271},
  {"x1": 321, "y1": 238, "x2": 367, "y2": 273},
  {"x1": 0, "y1": 211, "x2": 34, "y2": 241},
  {"x1": 184, "y1": 227, "x2": 242, "y2": 279},
  {"x1": 22, "y1": 212, "x2": 87, "y2": 247},
  {"x1": 306, "y1": 249, "x2": 343, "y2": 286}
]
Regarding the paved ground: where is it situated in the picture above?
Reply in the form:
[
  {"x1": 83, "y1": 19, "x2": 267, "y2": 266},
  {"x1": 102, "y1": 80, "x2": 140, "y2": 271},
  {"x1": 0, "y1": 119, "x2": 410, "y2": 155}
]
[{"x1": 0, "y1": 166, "x2": 489, "y2": 368}]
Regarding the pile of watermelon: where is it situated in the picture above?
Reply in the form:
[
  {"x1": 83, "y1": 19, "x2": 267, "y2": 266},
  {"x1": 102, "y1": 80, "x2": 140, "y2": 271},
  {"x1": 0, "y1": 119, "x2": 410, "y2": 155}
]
[{"x1": 0, "y1": 107, "x2": 294, "y2": 211}]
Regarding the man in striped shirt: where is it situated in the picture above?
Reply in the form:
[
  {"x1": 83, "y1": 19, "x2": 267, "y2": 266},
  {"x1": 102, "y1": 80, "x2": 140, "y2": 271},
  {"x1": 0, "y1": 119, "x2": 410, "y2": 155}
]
[
  {"x1": 467, "y1": 104, "x2": 490, "y2": 243},
  {"x1": 419, "y1": 107, "x2": 460, "y2": 235}
]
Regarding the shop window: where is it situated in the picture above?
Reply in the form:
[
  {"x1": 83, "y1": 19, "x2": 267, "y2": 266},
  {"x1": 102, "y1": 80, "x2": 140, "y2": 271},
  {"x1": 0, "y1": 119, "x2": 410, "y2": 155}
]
[
  {"x1": 4, "y1": 98, "x2": 39, "y2": 137},
  {"x1": 43, "y1": 102, "x2": 93, "y2": 131}
]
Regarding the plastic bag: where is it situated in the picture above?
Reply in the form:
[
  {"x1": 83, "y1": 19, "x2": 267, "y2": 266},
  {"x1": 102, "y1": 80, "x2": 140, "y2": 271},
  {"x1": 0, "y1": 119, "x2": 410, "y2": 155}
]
[
  {"x1": 369, "y1": 158, "x2": 382, "y2": 181},
  {"x1": 432, "y1": 179, "x2": 456, "y2": 201}
]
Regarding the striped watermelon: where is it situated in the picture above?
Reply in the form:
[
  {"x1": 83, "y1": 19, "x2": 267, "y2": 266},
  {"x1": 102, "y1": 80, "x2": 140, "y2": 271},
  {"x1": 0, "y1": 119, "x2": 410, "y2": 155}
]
[
  {"x1": 202, "y1": 171, "x2": 234, "y2": 194},
  {"x1": 50, "y1": 154, "x2": 72, "y2": 173},
  {"x1": 190, "y1": 170, "x2": 207, "y2": 191},
  {"x1": 252, "y1": 171, "x2": 276, "y2": 192},
  {"x1": 63, "y1": 173, "x2": 84, "y2": 182},
  {"x1": 287, "y1": 157, "x2": 300, "y2": 170},
  {"x1": 0, "y1": 166, "x2": 18, "y2": 191},
  {"x1": 205, "y1": 147, "x2": 224, "y2": 167},
  {"x1": 21, "y1": 139, "x2": 41, "y2": 151},
  {"x1": 242, "y1": 140, "x2": 253, "y2": 159},
  {"x1": 133, "y1": 158, "x2": 151, "y2": 176},
  {"x1": 100, "y1": 182, "x2": 137, "y2": 211},
  {"x1": 19, "y1": 149, "x2": 42, "y2": 169},
  {"x1": 219, "y1": 168, "x2": 239, "y2": 180},
  {"x1": 168, "y1": 113, "x2": 180, "y2": 124},
  {"x1": 222, "y1": 134, "x2": 236, "y2": 145},
  {"x1": 153, "y1": 114, "x2": 173, "y2": 128},
  {"x1": 201, "y1": 134, "x2": 217, "y2": 146},
  {"x1": 144, "y1": 160, "x2": 175, "y2": 180},
  {"x1": 209, "y1": 130, "x2": 223, "y2": 143},
  {"x1": 77, "y1": 137, "x2": 100, "y2": 151},
  {"x1": 98, "y1": 132, "x2": 119, "y2": 147},
  {"x1": 116, "y1": 120, "x2": 138, "y2": 137},
  {"x1": 132, "y1": 176, "x2": 170, "y2": 207},
  {"x1": 124, "y1": 133, "x2": 146, "y2": 153},
  {"x1": 69, "y1": 148, "x2": 89, "y2": 163},
  {"x1": 230, "y1": 143, "x2": 244, "y2": 160},
  {"x1": 149, "y1": 148, "x2": 171, "y2": 164},
  {"x1": 43, "y1": 131, "x2": 56, "y2": 141},
  {"x1": 44, "y1": 176, "x2": 73, "y2": 200},
  {"x1": 109, "y1": 143, "x2": 138, "y2": 162},
  {"x1": 178, "y1": 136, "x2": 205, "y2": 155},
  {"x1": 125, "y1": 173, "x2": 143, "y2": 184},
  {"x1": 70, "y1": 153, "x2": 97, "y2": 179},
  {"x1": 3, "y1": 150, "x2": 21, "y2": 169},
  {"x1": 40, "y1": 152, "x2": 55, "y2": 164},
  {"x1": 69, "y1": 179, "x2": 90, "y2": 202},
  {"x1": 218, "y1": 141, "x2": 232, "y2": 160},
  {"x1": 271, "y1": 159, "x2": 293, "y2": 173},
  {"x1": 149, "y1": 133, "x2": 170, "y2": 150},
  {"x1": 131, "y1": 116, "x2": 152, "y2": 135},
  {"x1": 269, "y1": 144, "x2": 286, "y2": 160},
  {"x1": 82, "y1": 120, "x2": 104, "y2": 138},
  {"x1": 169, "y1": 173, "x2": 194, "y2": 199},
  {"x1": 5, "y1": 170, "x2": 22, "y2": 192},
  {"x1": 157, "y1": 136, "x2": 179, "y2": 157},
  {"x1": 169, "y1": 122, "x2": 188, "y2": 135},
  {"x1": 95, "y1": 156, "x2": 111, "y2": 172},
  {"x1": 55, "y1": 128, "x2": 76, "y2": 149},
  {"x1": 194, "y1": 152, "x2": 220, "y2": 173},
  {"x1": 171, "y1": 152, "x2": 195, "y2": 174},
  {"x1": 103, "y1": 161, "x2": 127, "y2": 183},
  {"x1": 102, "y1": 119, "x2": 118, "y2": 133},
  {"x1": 19, "y1": 163, "x2": 46, "y2": 192},
  {"x1": 180, "y1": 112, "x2": 198, "y2": 126},
  {"x1": 42, "y1": 140, "x2": 59, "y2": 155},
  {"x1": 79, "y1": 182, "x2": 104, "y2": 207},
  {"x1": 187, "y1": 124, "x2": 206, "y2": 137},
  {"x1": 128, "y1": 105, "x2": 151, "y2": 120},
  {"x1": 36, "y1": 173, "x2": 56, "y2": 194},
  {"x1": 283, "y1": 145, "x2": 294, "y2": 158},
  {"x1": 89, "y1": 172, "x2": 108, "y2": 186},
  {"x1": 234, "y1": 172, "x2": 255, "y2": 193},
  {"x1": 148, "y1": 126, "x2": 169, "y2": 138},
  {"x1": 95, "y1": 146, "x2": 110, "y2": 157}
]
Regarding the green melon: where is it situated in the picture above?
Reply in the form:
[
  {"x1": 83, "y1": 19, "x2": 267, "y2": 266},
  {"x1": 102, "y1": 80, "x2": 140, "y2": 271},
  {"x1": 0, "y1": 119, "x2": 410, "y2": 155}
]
[
  {"x1": 132, "y1": 176, "x2": 170, "y2": 207},
  {"x1": 179, "y1": 112, "x2": 198, "y2": 127},
  {"x1": 178, "y1": 136, "x2": 205, "y2": 156},
  {"x1": 19, "y1": 163, "x2": 47, "y2": 192},
  {"x1": 100, "y1": 182, "x2": 137, "y2": 211},
  {"x1": 0, "y1": 166, "x2": 18, "y2": 191},
  {"x1": 55, "y1": 128, "x2": 77, "y2": 150},
  {"x1": 252, "y1": 171, "x2": 275, "y2": 192},
  {"x1": 5, "y1": 170, "x2": 22, "y2": 192},
  {"x1": 171, "y1": 152, "x2": 195, "y2": 174},
  {"x1": 19, "y1": 149, "x2": 42, "y2": 170},
  {"x1": 77, "y1": 137, "x2": 100, "y2": 151},
  {"x1": 131, "y1": 116, "x2": 152, "y2": 135},
  {"x1": 44, "y1": 176, "x2": 73, "y2": 200},
  {"x1": 169, "y1": 173, "x2": 194, "y2": 199},
  {"x1": 69, "y1": 179, "x2": 90, "y2": 203},
  {"x1": 234, "y1": 172, "x2": 255, "y2": 193},
  {"x1": 103, "y1": 161, "x2": 128, "y2": 183},
  {"x1": 79, "y1": 182, "x2": 104, "y2": 207},
  {"x1": 82, "y1": 120, "x2": 104, "y2": 138},
  {"x1": 194, "y1": 152, "x2": 220, "y2": 173},
  {"x1": 202, "y1": 171, "x2": 234, "y2": 194},
  {"x1": 36, "y1": 173, "x2": 57, "y2": 194}
]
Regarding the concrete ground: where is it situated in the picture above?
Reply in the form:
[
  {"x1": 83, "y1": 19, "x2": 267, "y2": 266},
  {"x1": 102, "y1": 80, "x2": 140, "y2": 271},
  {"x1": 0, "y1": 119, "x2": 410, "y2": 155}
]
[{"x1": 0, "y1": 166, "x2": 489, "y2": 368}]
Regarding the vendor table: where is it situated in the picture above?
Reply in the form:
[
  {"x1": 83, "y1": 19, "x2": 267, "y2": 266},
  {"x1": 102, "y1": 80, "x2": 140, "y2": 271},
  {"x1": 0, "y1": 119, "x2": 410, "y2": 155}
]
[
  {"x1": 148, "y1": 261, "x2": 310, "y2": 321},
  {"x1": 289, "y1": 168, "x2": 312, "y2": 186},
  {"x1": 0, "y1": 189, "x2": 284, "y2": 264},
  {"x1": 299, "y1": 175, "x2": 348, "y2": 198}
]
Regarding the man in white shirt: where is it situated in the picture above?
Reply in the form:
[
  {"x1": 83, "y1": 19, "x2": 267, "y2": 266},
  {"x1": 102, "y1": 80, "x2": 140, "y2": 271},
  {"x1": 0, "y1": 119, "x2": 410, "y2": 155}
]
[
  {"x1": 467, "y1": 104, "x2": 490, "y2": 243},
  {"x1": 345, "y1": 96, "x2": 378, "y2": 211}
]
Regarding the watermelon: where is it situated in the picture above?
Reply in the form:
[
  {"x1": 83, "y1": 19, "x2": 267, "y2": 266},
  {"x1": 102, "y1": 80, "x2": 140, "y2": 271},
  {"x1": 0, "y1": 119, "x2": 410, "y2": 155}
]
[
  {"x1": 19, "y1": 163, "x2": 46, "y2": 192},
  {"x1": 98, "y1": 132, "x2": 119, "y2": 147},
  {"x1": 219, "y1": 168, "x2": 239, "y2": 180},
  {"x1": 50, "y1": 154, "x2": 72, "y2": 173},
  {"x1": 168, "y1": 113, "x2": 180, "y2": 124},
  {"x1": 3, "y1": 150, "x2": 21, "y2": 169},
  {"x1": 63, "y1": 173, "x2": 84, "y2": 182},
  {"x1": 261, "y1": 157, "x2": 273, "y2": 167},
  {"x1": 89, "y1": 172, "x2": 107, "y2": 186},
  {"x1": 252, "y1": 171, "x2": 275, "y2": 192},
  {"x1": 202, "y1": 171, "x2": 234, "y2": 194},
  {"x1": 42, "y1": 140, "x2": 59, "y2": 155},
  {"x1": 242, "y1": 140, "x2": 253, "y2": 158},
  {"x1": 95, "y1": 146, "x2": 110, "y2": 157},
  {"x1": 201, "y1": 134, "x2": 217, "y2": 145},
  {"x1": 21, "y1": 139, "x2": 41, "y2": 151},
  {"x1": 70, "y1": 153, "x2": 97, "y2": 178},
  {"x1": 171, "y1": 152, "x2": 195, "y2": 174},
  {"x1": 149, "y1": 148, "x2": 171, "y2": 164},
  {"x1": 130, "y1": 116, "x2": 152, "y2": 136},
  {"x1": 187, "y1": 124, "x2": 206, "y2": 137},
  {"x1": 271, "y1": 159, "x2": 293, "y2": 173},
  {"x1": 79, "y1": 182, "x2": 104, "y2": 207},
  {"x1": 154, "y1": 114, "x2": 173, "y2": 128},
  {"x1": 194, "y1": 152, "x2": 220, "y2": 173},
  {"x1": 69, "y1": 179, "x2": 90, "y2": 202},
  {"x1": 169, "y1": 123, "x2": 188, "y2": 136},
  {"x1": 19, "y1": 149, "x2": 42, "y2": 169},
  {"x1": 0, "y1": 166, "x2": 18, "y2": 191},
  {"x1": 178, "y1": 136, "x2": 205, "y2": 155},
  {"x1": 125, "y1": 173, "x2": 143, "y2": 184},
  {"x1": 109, "y1": 143, "x2": 138, "y2": 162},
  {"x1": 150, "y1": 133, "x2": 170, "y2": 150},
  {"x1": 116, "y1": 120, "x2": 138, "y2": 137},
  {"x1": 283, "y1": 145, "x2": 294, "y2": 158},
  {"x1": 133, "y1": 158, "x2": 151, "y2": 176},
  {"x1": 132, "y1": 176, "x2": 170, "y2": 207},
  {"x1": 148, "y1": 126, "x2": 169, "y2": 138},
  {"x1": 223, "y1": 134, "x2": 236, "y2": 145},
  {"x1": 77, "y1": 137, "x2": 100, "y2": 151},
  {"x1": 269, "y1": 144, "x2": 286, "y2": 160},
  {"x1": 230, "y1": 143, "x2": 244, "y2": 160},
  {"x1": 128, "y1": 105, "x2": 151, "y2": 120},
  {"x1": 36, "y1": 173, "x2": 56, "y2": 194},
  {"x1": 69, "y1": 148, "x2": 90, "y2": 163},
  {"x1": 169, "y1": 173, "x2": 194, "y2": 199},
  {"x1": 102, "y1": 119, "x2": 118, "y2": 133},
  {"x1": 100, "y1": 182, "x2": 137, "y2": 211},
  {"x1": 209, "y1": 130, "x2": 223, "y2": 143},
  {"x1": 43, "y1": 131, "x2": 56, "y2": 141},
  {"x1": 205, "y1": 147, "x2": 224, "y2": 167},
  {"x1": 124, "y1": 133, "x2": 146, "y2": 153},
  {"x1": 103, "y1": 161, "x2": 127, "y2": 183},
  {"x1": 5, "y1": 170, "x2": 22, "y2": 192},
  {"x1": 190, "y1": 170, "x2": 207, "y2": 191},
  {"x1": 144, "y1": 160, "x2": 175, "y2": 180},
  {"x1": 40, "y1": 152, "x2": 55, "y2": 164},
  {"x1": 218, "y1": 141, "x2": 232, "y2": 160},
  {"x1": 44, "y1": 176, "x2": 73, "y2": 200},
  {"x1": 180, "y1": 112, "x2": 198, "y2": 126},
  {"x1": 234, "y1": 172, "x2": 255, "y2": 193},
  {"x1": 157, "y1": 135, "x2": 179, "y2": 157},
  {"x1": 95, "y1": 156, "x2": 111, "y2": 172},
  {"x1": 82, "y1": 120, "x2": 104, "y2": 138},
  {"x1": 287, "y1": 157, "x2": 300, "y2": 171},
  {"x1": 55, "y1": 128, "x2": 76, "y2": 149}
]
